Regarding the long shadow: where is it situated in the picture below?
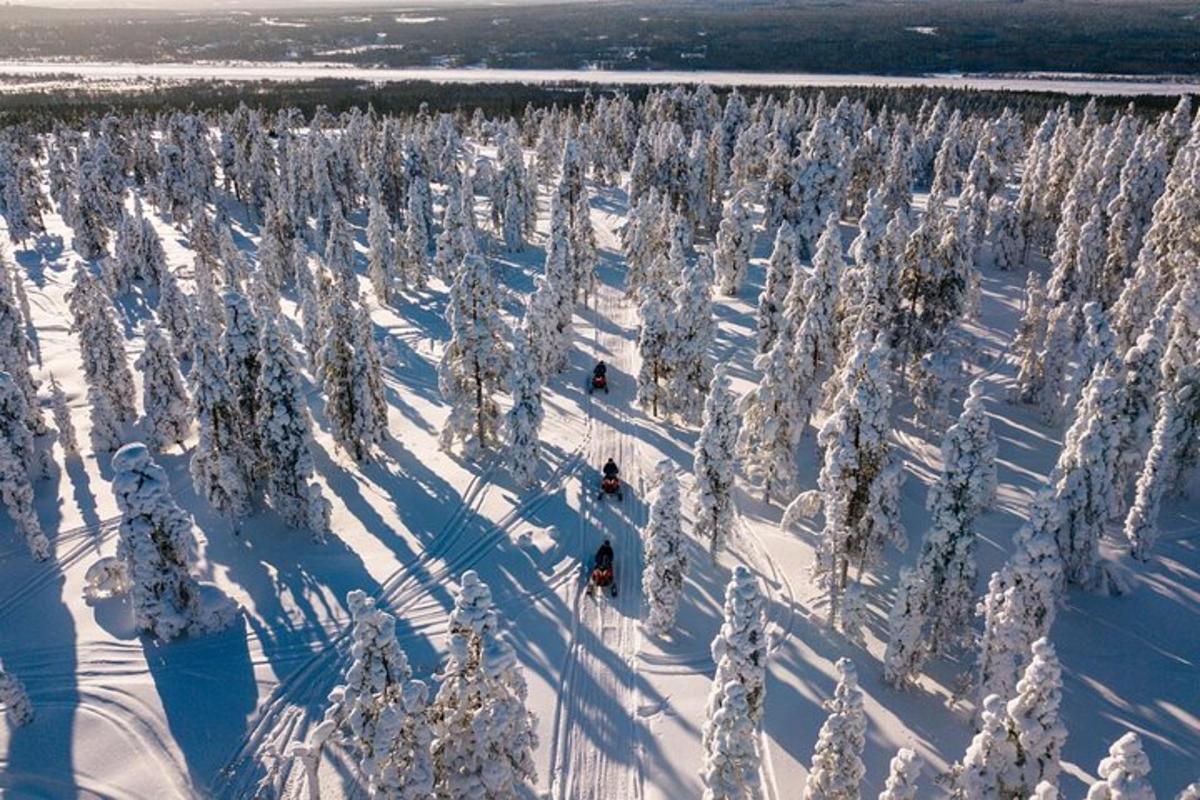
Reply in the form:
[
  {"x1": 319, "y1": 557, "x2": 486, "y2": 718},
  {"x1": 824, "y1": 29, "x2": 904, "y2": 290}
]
[{"x1": 144, "y1": 614, "x2": 258, "y2": 793}]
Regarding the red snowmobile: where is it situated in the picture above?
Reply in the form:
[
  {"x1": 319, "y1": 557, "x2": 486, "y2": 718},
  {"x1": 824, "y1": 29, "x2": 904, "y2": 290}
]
[
  {"x1": 590, "y1": 540, "x2": 617, "y2": 597},
  {"x1": 589, "y1": 362, "x2": 610, "y2": 395}
]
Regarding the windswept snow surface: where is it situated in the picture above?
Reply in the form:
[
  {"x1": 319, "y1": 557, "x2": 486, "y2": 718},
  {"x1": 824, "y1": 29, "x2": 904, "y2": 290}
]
[
  {"x1": 0, "y1": 166, "x2": 1197, "y2": 799},
  {"x1": 0, "y1": 61, "x2": 1198, "y2": 96}
]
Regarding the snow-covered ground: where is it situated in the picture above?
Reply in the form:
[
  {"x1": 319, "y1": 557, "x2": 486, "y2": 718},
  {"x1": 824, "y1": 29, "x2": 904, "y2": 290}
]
[
  {"x1": 0, "y1": 61, "x2": 1198, "y2": 96},
  {"x1": 0, "y1": 161, "x2": 1197, "y2": 800}
]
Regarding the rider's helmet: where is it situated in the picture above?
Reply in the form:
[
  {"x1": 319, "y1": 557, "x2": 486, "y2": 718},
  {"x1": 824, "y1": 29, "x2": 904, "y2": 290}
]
[{"x1": 603, "y1": 539, "x2": 610, "y2": 546}]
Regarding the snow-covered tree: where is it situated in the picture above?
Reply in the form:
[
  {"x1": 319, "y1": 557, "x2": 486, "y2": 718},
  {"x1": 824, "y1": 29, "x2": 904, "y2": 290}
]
[
  {"x1": 69, "y1": 266, "x2": 137, "y2": 424},
  {"x1": 1046, "y1": 364, "x2": 1122, "y2": 588},
  {"x1": 48, "y1": 374, "x2": 79, "y2": 460},
  {"x1": 0, "y1": 369, "x2": 48, "y2": 559},
  {"x1": 885, "y1": 378, "x2": 996, "y2": 684},
  {"x1": 738, "y1": 299, "x2": 800, "y2": 504},
  {"x1": 636, "y1": 290, "x2": 672, "y2": 417},
  {"x1": 802, "y1": 658, "x2": 866, "y2": 800},
  {"x1": 112, "y1": 442, "x2": 237, "y2": 640},
  {"x1": 438, "y1": 253, "x2": 510, "y2": 457},
  {"x1": 504, "y1": 329, "x2": 543, "y2": 489},
  {"x1": 666, "y1": 254, "x2": 716, "y2": 424},
  {"x1": 794, "y1": 331, "x2": 902, "y2": 627},
  {"x1": 367, "y1": 194, "x2": 397, "y2": 305},
  {"x1": 694, "y1": 367, "x2": 740, "y2": 554},
  {"x1": 0, "y1": 664, "x2": 33, "y2": 726},
  {"x1": 257, "y1": 315, "x2": 330, "y2": 541},
  {"x1": 878, "y1": 748, "x2": 923, "y2": 800},
  {"x1": 430, "y1": 571, "x2": 537, "y2": 799},
  {"x1": 157, "y1": 266, "x2": 194, "y2": 361},
  {"x1": 950, "y1": 694, "x2": 1020, "y2": 800},
  {"x1": 756, "y1": 221, "x2": 799, "y2": 354},
  {"x1": 706, "y1": 565, "x2": 768, "y2": 725},
  {"x1": 713, "y1": 189, "x2": 755, "y2": 296},
  {"x1": 793, "y1": 214, "x2": 844, "y2": 432},
  {"x1": 700, "y1": 680, "x2": 762, "y2": 800},
  {"x1": 137, "y1": 320, "x2": 191, "y2": 452},
  {"x1": 189, "y1": 321, "x2": 251, "y2": 517},
  {"x1": 1085, "y1": 733, "x2": 1154, "y2": 800},
  {"x1": 1005, "y1": 637, "x2": 1067, "y2": 795},
  {"x1": 400, "y1": 180, "x2": 432, "y2": 289},
  {"x1": 643, "y1": 462, "x2": 686, "y2": 636},
  {"x1": 1014, "y1": 273, "x2": 1050, "y2": 405},
  {"x1": 320, "y1": 590, "x2": 433, "y2": 798},
  {"x1": 975, "y1": 507, "x2": 1064, "y2": 704}
]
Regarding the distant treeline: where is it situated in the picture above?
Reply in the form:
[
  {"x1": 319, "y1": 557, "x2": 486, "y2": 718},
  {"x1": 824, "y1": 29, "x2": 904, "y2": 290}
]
[{"x1": 0, "y1": 78, "x2": 1184, "y2": 131}]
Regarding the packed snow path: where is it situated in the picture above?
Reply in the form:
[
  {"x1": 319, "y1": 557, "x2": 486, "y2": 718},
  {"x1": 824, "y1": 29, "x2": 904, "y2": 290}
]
[{"x1": 548, "y1": 250, "x2": 648, "y2": 800}]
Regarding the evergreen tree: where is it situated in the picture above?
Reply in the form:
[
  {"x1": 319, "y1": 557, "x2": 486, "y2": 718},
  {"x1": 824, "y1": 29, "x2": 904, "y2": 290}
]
[
  {"x1": 401, "y1": 180, "x2": 432, "y2": 289},
  {"x1": 885, "y1": 379, "x2": 997, "y2": 685},
  {"x1": 738, "y1": 299, "x2": 800, "y2": 504},
  {"x1": 950, "y1": 694, "x2": 1020, "y2": 800},
  {"x1": 1005, "y1": 638, "x2": 1067, "y2": 795},
  {"x1": 69, "y1": 266, "x2": 138, "y2": 424},
  {"x1": 0, "y1": 372, "x2": 47, "y2": 560},
  {"x1": 321, "y1": 590, "x2": 433, "y2": 797},
  {"x1": 666, "y1": 254, "x2": 716, "y2": 424},
  {"x1": 48, "y1": 374, "x2": 79, "y2": 460},
  {"x1": 643, "y1": 462, "x2": 687, "y2": 636},
  {"x1": 257, "y1": 315, "x2": 330, "y2": 541},
  {"x1": 1014, "y1": 273, "x2": 1050, "y2": 405},
  {"x1": 0, "y1": 664, "x2": 33, "y2": 726},
  {"x1": 438, "y1": 253, "x2": 510, "y2": 457},
  {"x1": 504, "y1": 329, "x2": 543, "y2": 489},
  {"x1": 636, "y1": 291, "x2": 672, "y2": 418},
  {"x1": 157, "y1": 266, "x2": 194, "y2": 361},
  {"x1": 1085, "y1": 733, "x2": 1154, "y2": 800},
  {"x1": 756, "y1": 221, "x2": 799, "y2": 354},
  {"x1": 713, "y1": 189, "x2": 755, "y2": 296},
  {"x1": 87, "y1": 382, "x2": 123, "y2": 453},
  {"x1": 700, "y1": 681, "x2": 762, "y2": 800},
  {"x1": 694, "y1": 367, "x2": 740, "y2": 555},
  {"x1": 112, "y1": 442, "x2": 237, "y2": 640},
  {"x1": 706, "y1": 565, "x2": 768, "y2": 726},
  {"x1": 878, "y1": 749, "x2": 923, "y2": 800},
  {"x1": 802, "y1": 658, "x2": 866, "y2": 800},
  {"x1": 367, "y1": 194, "x2": 397, "y2": 305},
  {"x1": 793, "y1": 331, "x2": 902, "y2": 627},
  {"x1": 189, "y1": 322, "x2": 251, "y2": 517},
  {"x1": 430, "y1": 571, "x2": 537, "y2": 799},
  {"x1": 137, "y1": 320, "x2": 192, "y2": 452},
  {"x1": 793, "y1": 214, "x2": 845, "y2": 433}
]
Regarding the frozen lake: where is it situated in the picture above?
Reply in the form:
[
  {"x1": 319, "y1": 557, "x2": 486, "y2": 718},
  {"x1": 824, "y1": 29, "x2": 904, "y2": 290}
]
[{"x1": 1, "y1": 60, "x2": 1197, "y2": 96}]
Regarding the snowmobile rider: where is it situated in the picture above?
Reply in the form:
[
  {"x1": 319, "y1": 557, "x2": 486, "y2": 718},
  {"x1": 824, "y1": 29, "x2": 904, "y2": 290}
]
[
  {"x1": 593, "y1": 361, "x2": 608, "y2": 379},
  {"x1": 602, "y1": 458, "x2": 619, "y2": 480},
  {"x1": 595, "y1": 539, "x2": 614, "y2": 570}
]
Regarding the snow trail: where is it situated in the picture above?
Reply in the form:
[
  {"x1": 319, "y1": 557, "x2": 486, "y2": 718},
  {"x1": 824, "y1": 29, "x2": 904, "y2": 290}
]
[{"x1": 549, "y1": 206, "x2": 647, "y2": 800}]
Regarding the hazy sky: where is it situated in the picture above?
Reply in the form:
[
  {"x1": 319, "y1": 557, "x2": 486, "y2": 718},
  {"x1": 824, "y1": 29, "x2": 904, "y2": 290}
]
[{"x1": 12, "y1": 0, "x2": 584, "y2": 7}]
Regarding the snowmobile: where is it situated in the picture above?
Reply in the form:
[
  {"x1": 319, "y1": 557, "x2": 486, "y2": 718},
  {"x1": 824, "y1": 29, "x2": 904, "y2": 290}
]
[
  {"x1": 598, "y1": 474, "x2": 623, "y2": 501},
  {"x1": 589, "y1": 373, "x2": 609, "y2": 394},
  {"x1": 590, "y1": 543, "x2": 617, "y2": 597}
]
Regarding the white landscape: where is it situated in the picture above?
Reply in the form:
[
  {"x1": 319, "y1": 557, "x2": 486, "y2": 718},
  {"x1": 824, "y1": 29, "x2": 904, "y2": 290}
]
[{"x1": 0, "y1": 46, "x2": 1198, "y2": 800}]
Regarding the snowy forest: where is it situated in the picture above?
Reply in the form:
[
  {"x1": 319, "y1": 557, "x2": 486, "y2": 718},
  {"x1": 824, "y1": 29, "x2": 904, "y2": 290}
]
[{"x1": 0, "y1": 83, "x2": 1197, "y2": 799}]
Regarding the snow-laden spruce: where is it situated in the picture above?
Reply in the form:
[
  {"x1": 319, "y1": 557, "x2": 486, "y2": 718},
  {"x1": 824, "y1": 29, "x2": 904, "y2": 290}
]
[
  {"x1": 1005, "y1": 637, "x2": 1067, "y2": 795},
  {"x1": 975, "y1": 504, "x2": 1064, "y2": 705},
  {"x1": 792, "y1": 213, "x2": 845, "y2": 434},
  {"x1": 1086, "y1": 732, "x2": 1154, "y2": 800},
  {"x1": 791, "y1": 330, "x2": 903, "y2": 628},
  {"x1": 756, "y1": 221, "x2": 799, "y2": 354},
  {"x1": 189, "y1": 321, "x2": 251, "y2": 518},
  {"x1": 950, "y1": 693, "x2": 1020, "y2": 800},
  {"x1": 257, "y1": 314, "x2": 330, "y2": 541},
  {"x1": 321, "y1": 284, "x2": 388, "y2": 462},
  {"x1": 137, "y1": 320, "x2": 192, "y2": 452},
  {"x1": 700, "y1": 680, "x2": 762, "y2": 800},
  {"x1": 701, "y1": 565, "x2": 767, "y2": 800},
  {"x1": 0, "y1": 370, "x2": 48, "y2": 560},
  {"x1": 112, "y1": 442, "x2": 237, "y2": 640},
  {"x1": 430, "y1": 571, "x2": 537, "y2": 799},
  {"x1": 665, "y1": 253, "x2": 715, "y2": 424},
  {"x1": 713, "y1": 189, "x2": 755, "y2": 296},
  {"x1": 318, "y1": 590, "x2": 433, "y2": 798},
  {"x1": 0, "y1": 253, "x2": 44, "y2": 435},
  {"x1": 636, "y1": 290, "x2": 672, "y2": 418},
  {"x1": 885, "y1": 379, "x2": 996, "y2": 686},
  {"x1": 439, "y1": 252, "x2": 510, "y2": 457},
  {"x1": 504, "y1": 329, "x2": 544, "y2": 489},
  {"x1": 367, "y1": 193, "x2": 397, "y2": 305},
  {"x1": 48, "y1": 373, "x2": 79, "y2": 460},
  {"x1": 694, "y1": 366, "x2": 740, "y2": 554},
  {"x1": 877, "y1": 748, "x2": 923, "y2": 800},
  {"x1": 802, "y1": 658, "x2": 866, "y2": 800},
  {"x1": 642, "y1": 462, "x2": 686, "y2": 636},
  {"x1": 0, "y1": 664, "x2": 33, "y2": 726},
  {"x1": 68, "y1": 264, "x2": 138, "y2": 425}
]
